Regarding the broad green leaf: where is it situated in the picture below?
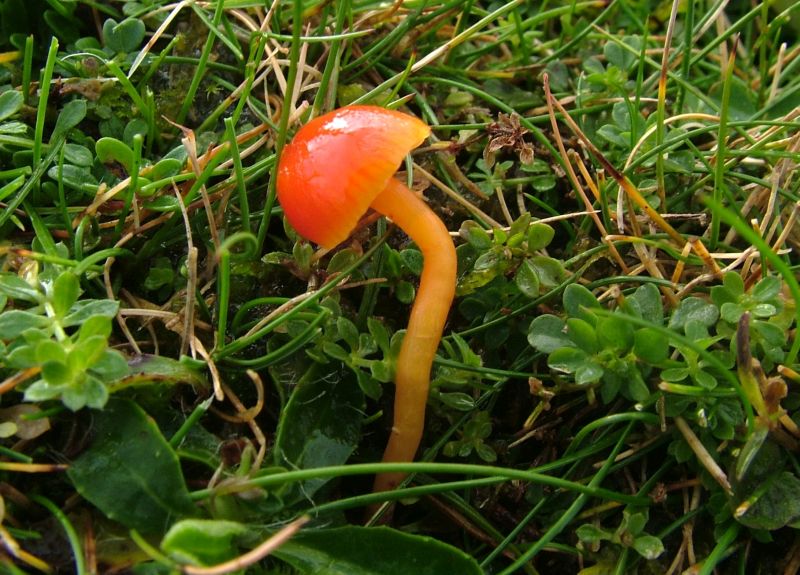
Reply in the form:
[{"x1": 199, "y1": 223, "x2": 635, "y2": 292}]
[
  {"x1": 89, "y1": 350, "x2": 130, "y2": 381},
  {"x1": 0, "y1": 310, "x2": 52, "y2": 338},
  {"x1": 52, "y1": 99, "x2": 87, "y2": 141},
  {"x1": 459, "y1": 220, "x2": 493, "y2": 250},
  {"x1": 751, "y1": 275, "x2": 781, "y2": 301},
  {"x1": 633, "y1": 327, "x2": 669, "y2": 364},
  {"x1": 668, "y1": 297, "x2": 719, "y2": 331},
  {"x1": 63, "y1": 143, "x2": 94, "y2": 167},
  {"x1": 0, "y1": 273, "x2": 42, "y2": 302},
  {"x1": 438, "y1": 392, "x2": 475, "y2": 411},
  {"x1": 0, "y1": 90, "x2": 23, "y2": 122},
  {"x1": 273, "y1": 366, "x2": 364, "y2": 502},
  {"x1": 526, "y1": 223, "x2": 554, "y2": 251},
  {"x1": 597, "y1": 315, "x2": 634, "y2": 353},
  {"x1": 103, "y1": 18, "x2": 146, "y2": 53},
  {"x1": 576, "y1": 524, "x2": 610, "y2": 544},
  {"x1": 396, "y1": 280, "x2": 415, "y2": 304},
  {"x1": 563, "y1": 284, "x2": 601, "y2": 325},
  {"x1": 78, "y1": 316, "x2": 112, "y2": 340},
  {"x1": 400, "y1": 249, "x2": 423, "y2": 275},
  {"x1": 161, "y1": 519, "x2": 247, "y2": 566},
  {"x1": 47, "y1": 164, "x2": 98, "y2": 191},
  {"x1": 67, "y1": 398, "x2": 195, "y2": 533},
  {"x1": 96, "y1": 137, "x2": 134, "y2": 173},
  {"x1": 633, "y1": 534, "x2": 665, "y2": 560},
  {"x1": 604, "y1": 37, "x2": 640, "y2": 72},
  {"x1": 528, "y1": 315, "x2": 573, "y2": 353},
  {"x1": 122, "y1": 354, "x2": 207, "y2": 389},
  {"x1": 273, "y1": 526, "x2": 483, "y2": 575},
  {"x1": 548, "y1": 347, "x2": 589, "y2": 374},
  {"x1": 736, "y1": 471, "x2": 800, "y2": 530},
  {"x1": 143, "y1": 158, "x2": 183, "y2": 181},
  {"x1": 51, "y1": 271, "x2": 80, "y2": 318},
  {"x1": 35, "y1": 339, "x2": 67, "y2": 364},
  {"x1": 326, "y1": 248, "x2": 360, "y2": 274},
  {"x1": 63, "y1": 299, "x2": 120, "y2": 326},
  {"x1": 627, "y1": 283, "x2": 663, "y2": 325},
  {"x1": 514, "y1": 259, "x2": 540, "y2": 298},
  {"x1": 527, "y1": 255, "x2": 564, "y2": 289},
  {"x1": 565, "y1": 317, "x2": 598, "y2": 354},
  {"x1": 69, "y1": 335, "x2": 107, "y2": 370},
  {"x1": 41, "y1": 360, "x2": 72, "y2": 386}
]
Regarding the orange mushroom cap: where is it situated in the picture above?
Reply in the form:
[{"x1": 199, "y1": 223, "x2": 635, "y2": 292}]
[{"x1": 276, "y1": 105, "x2": 431, "y2": 248}]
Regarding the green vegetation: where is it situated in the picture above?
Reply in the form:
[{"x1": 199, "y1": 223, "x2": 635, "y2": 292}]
[{"x1": 0, "y1": 0, "x2": 799, "y2": 573}]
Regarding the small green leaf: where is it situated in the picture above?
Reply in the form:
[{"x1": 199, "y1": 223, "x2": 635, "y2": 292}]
[
  {"x1": 526, "y1": 223, "x2": 555, "y2": 251},
  {"x1": 475, "y1": 442, "x2": 497, "y2": 462},
  {"x1": 327, "y1": 249, "x2": 360, "y2": 274},
  {"x1": 723, "y1": 271, "x2": 745, "y2": 297},
  {"x1": 69, "y1": 335, "x2": 107, "y2": 370},
  {"x1": 41, "y1": 360, "x2": 72, "y2": 386},
  {"x1": 633, "y1": 327, "x2": 669, "y2": 363},
  {"x1": 736, "y1": 471, "x2": 800, "y2": 530},
  {"x1": 161, "y1": 519, "x2": 247, "y2": 566},
  {"x1": 52, "y1": 99, "x2": 87, "y2": 141},
  {"x1": 528, "y1": 256, "x2": 564, "y2": 289},
  {"x1": 604, "y1": 37, "x2": 640, "y2": 72},
  {"x1": 367, "y1": 318, "x2": 390, "y2": 353},
  {"x1": 0, "y1": 273, "x2": 42, "y2": 302},
  {"x1": 438, "y1": 392, "x2": 475, "y2": 411},
  {"x1": 96, "y1": 137, "x2": 134, "y2": 173},
  {"x1": 632, "y1": 534, "x2": 665, "y2": 560},
  {"x1": 459, "y1": 221, "x2": 492, "y2": 250},
  {"x1": 51, "y1": 271, "x2": 80, "y2": 318},
  {"x1": 90, "y1": 350, "x2": 130, "y2": 381},
  {"x1": 115, "y1": 354, "x2": 204, "y2": 391},
  {"x1": 0, "y1": 310, "x2": 52, "y2": 338},
  {"x1": 751, "y1": 275, "x2": 781, "y2": 301},
  {"x1": 693, "y1": 369, "x2": 718, "y2": 389},
  {"x1": 565, "y1": 317, "x2": 598, "y2": 354},
  {"x1": 720, "y1": 302, "x2": 746, "y2": 323},
  {"x1": 103, "y1": 17, "x2": 146, "y2": 53},
  {"x1": 78, "y1": 316, "x2": 112, "y2": 341},
  {"x1": 668, "y1": 297, "x2": 719, "y2": 331},
  {"x1": 0, "y1": 90, "x2": 24, "y2": 122},
  {"x1": 273, "y1": 526, "x2": 483, "y2": 575},
  {"x1": 396, "y1": 280, "x2": 415, "y2": 304},
  {"x1": 47, "y1": 164, "x2": 97, "y2": 192},
  {"x1": 597, "y1": 315, "x2": 634, "y2": 353},
  {"x1": 72, "y1": 375, "x2": 109, "y2": 410},
  {"x1": 563, "y1": 284, "x2": 601, "y2": 324},
  {"x1": 63, "y1": 143, "x2": 94, "y2": 167},
  {"x1": 514, "y1": 260, "x2": 540, "y2": 298},
  {"x1": 627, "y1": 283, "x2": 664, "y2": 325},
  {"x1": 576, "y1": 524, "x2": 609, "y2": 544},
  {"x1": 400, "y1": 249, "x2": 423, "y2": 276},
  {"x1": 35, "y1": 339, "x2": 67, "y2": 364},
  {"x1": 67, "y1": 398, "x2": 195, "y2": 532},
  {"x1": 548, "y1": 346, "x2": 588, "y2": 374},
  {"x1": 509, "y1": 212, "x2": 531, "y2": 239},
  {"x1": 528, "y1": 315, "x2": 573, "y2": 353},
  {"x1": 143, "y1": 158, "x2": 183, "y2": 181},
  {"x1": 63, "y1": 300, "x2": 120, "y2": 326}
]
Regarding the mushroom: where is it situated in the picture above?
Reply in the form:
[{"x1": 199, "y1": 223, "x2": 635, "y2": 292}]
[{"x1": 276, "y1": 105, "x2": 457, "y2": 493}]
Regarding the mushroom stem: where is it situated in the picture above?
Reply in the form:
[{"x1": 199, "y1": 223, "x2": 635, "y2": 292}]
[{"x1": 369, "y1": 178, "x2": 457, "y2": 493}]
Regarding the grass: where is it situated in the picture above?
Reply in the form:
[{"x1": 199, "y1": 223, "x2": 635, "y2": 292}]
[{"x1": 0, "y1": 0, "x2": 800, "y2": 573}]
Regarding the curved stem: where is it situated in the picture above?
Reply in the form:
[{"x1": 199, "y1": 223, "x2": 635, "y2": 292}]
[{"x1": 369, "y1": 178, "x2": 457, "y2": 493}]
